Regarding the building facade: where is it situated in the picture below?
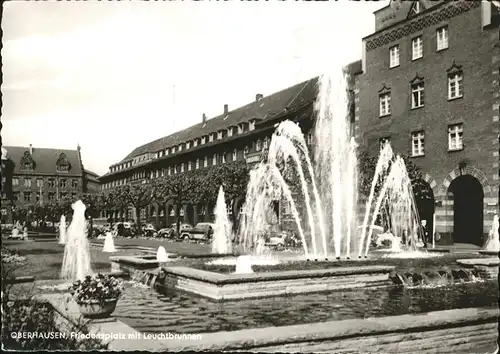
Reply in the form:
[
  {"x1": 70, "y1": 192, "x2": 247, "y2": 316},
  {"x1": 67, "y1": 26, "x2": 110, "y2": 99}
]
[
  {"x1": 354, "y1": 0, "x2": 500, "y2": 245},
  {"x1": 0, "y1": 145, "x2": 100, "y2": 223}
]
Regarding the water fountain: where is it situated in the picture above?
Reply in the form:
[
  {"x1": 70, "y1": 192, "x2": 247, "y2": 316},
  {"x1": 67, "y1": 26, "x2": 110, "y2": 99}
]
[
  {"x1": 238, "y1": 69, "x2": 423, "y2": 261},
  {"x1": 484, "y1": 214, "x2": 499, "y2": 252},
  {"x1": 212, "y1": 186, "x2": 233, "y2": 254},
  {"x1": 156, "y1": 246, "x2": 169, "y2": 262},
  {"x1": 58, "y1": 215, "x2": 67, "y2": 245},
  {"x1": 61, "y1": 200, "x2": 92, "y2": 282},
  {"x1": 102, "y1": 232, "x2": 116, "y2": 253}
]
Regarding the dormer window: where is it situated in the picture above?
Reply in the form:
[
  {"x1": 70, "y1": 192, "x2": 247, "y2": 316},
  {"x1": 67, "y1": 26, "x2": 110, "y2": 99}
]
[
  {"x1": 409, "y1": 1, "x2": 420, "y2": 16},
  {"x1": 238, "y1": 125, "x2": 243, "y2": 134},
  {"x1": 249, "y1": 121, "x2": 256, "y2": 131},
  {"x1": 193, "y1": 139, "x2": 198, "y2": 147},
  {"x1": 20, "y1": 151, "x2": 35, "y2": 171},
  {"x1": 186, "y1": 141, "x2": 191, "y2": 149},
  {"x1": 56, "y1": 153, "x2": 71, "y2": 173},
  {"x1": 178, "y1": 144, "x2": 183, "y2": 152},
  {"x1": 201, "y1": 136, "x2": 206, "y2": 145},
  {"x1": 228, "y1": 127, "x2": 233, "y2": 137},
  {"x1": 218, "y1": 131, "x2": 223, "y2": 140}
]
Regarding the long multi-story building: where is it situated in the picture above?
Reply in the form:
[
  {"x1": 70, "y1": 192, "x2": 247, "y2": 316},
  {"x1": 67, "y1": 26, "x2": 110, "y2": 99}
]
[
  {"x1": 1, "y1": 144, "x2": 100, "y2": 223},
  {"x1": 354, "y1": 0, "x2": 500, "y2": 245}
]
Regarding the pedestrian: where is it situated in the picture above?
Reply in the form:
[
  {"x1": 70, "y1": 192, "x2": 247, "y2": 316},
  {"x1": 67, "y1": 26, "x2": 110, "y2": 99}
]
[
  {"x1": 421, "y1": 220, "x2": 429, "y2": 248},
  {"x1": 23, "y1": 224, "x2": 28, "y2": 241}
]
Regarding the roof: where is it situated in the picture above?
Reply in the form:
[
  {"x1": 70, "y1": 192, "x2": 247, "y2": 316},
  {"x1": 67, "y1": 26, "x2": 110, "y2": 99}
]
[
  {"x1": 117, "y1": 77, "x2": 319, "y2": 165},
  {"x1": 84, "y1": 169, "x2": 99, "y2": 178},
  {"x1": 115, "y1": 63, "x2": 362, "y2": 168},
  {"x1": 3, "y1": 146, "x2": 83, "y2": 176}
]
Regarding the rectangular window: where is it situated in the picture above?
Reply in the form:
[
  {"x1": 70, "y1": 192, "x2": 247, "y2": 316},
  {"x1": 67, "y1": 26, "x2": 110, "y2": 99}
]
[
  {"x1": 24, "y1": 192, "x2": 31, "y2": 202},
  {"x1": 60, "y1": 179, "x2": 67, "y2": 188},
  {"x1": 36, "y1": 179, "x2": 43, "y2": 188},
  {"x1": 412, "y1": 36, "x2": 423, "y2": 60},
  {"x1": 379, "y1": 137, "x2": 391, "y2": 149},
  {"x1": 244, "y1": 146, "x2": 249, "y2": 157},
  {"x1": 71, "y1": 179, "x2": 79, "y2": 188},
  {"x1": 436, "y1": 26, "x2": 449, "y2": 51},
  {"x1": 24, "y1": 178, "x2": 31, "y2": 188},
  {"x1": 389, "y1": 45, "x2": 400, "y2": 68},
  {"x1": 379, "y1": 93, "x2": 391, "y2": 116},
  {"x1": 13, "y1": 192, "x2": 20, "y2": 201},
  {"x1": 188, "y1": 161, "x2": 192, "y2": 171},
  {"x1": 232, "y1": 149, "x2": 237, "y2": 161},
  {"x1": 204, "y1": 156, "x2": 208, "y2": 167},
  {"x1": 212, "y1": 153, "x2": 217, "y2": 166},
  {"x1": 222, "y1": 152, "x2": 226, "y2": 164},
  {"x1": 411, "y1": 131, "x2": 425, "y2": 156},
  {"x1": 180, "y1": 163, "x2": 184, "y2": 173},
  {"x1": 448, "y1": 73, "x2": 463, "y2": 99},
  {"x1": 12, "y1": 178, "x2": 19, "y2": 186},
  {"x1": 48, "y1": 179, "x2": 55, "y2": 188},
  {"x1": 196, "y1": 159, "x2": 200, "y2": 169},
  {"x1": 448, "y1": 124, "x2": 463, "y2": 151},
  {"x1": 168, "y1": 167, "x2": 172, "y2": 176},
  {"x1": 411, "y1": 83, "x2": 425, "y2": 109}
]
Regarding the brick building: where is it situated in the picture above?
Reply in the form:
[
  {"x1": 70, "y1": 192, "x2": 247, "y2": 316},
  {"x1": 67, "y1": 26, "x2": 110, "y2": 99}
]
[
  {"x1": 353, "y1": 0, "x2": 500, "y2": 245},
  {"x1": 0, "y1": 144, "x2": 100, "y2": 223}
]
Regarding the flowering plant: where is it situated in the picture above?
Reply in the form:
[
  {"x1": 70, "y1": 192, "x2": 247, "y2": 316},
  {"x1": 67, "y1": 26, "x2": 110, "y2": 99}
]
[
  {"x1": 69, "y1": 273, "x2": 123, "y2": 304},
  {"x1": 1, "y1": 248, "x2": 27, "y2": 264}
]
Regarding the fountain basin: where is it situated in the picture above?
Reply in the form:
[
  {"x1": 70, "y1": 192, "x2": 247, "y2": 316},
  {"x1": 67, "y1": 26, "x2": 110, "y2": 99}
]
[
  {"x1": 161, "y1": 265, "x2": 395, "y2": 300},
  {"x1": 110, "y1": 255, "x2": 177, "y2": 276}
]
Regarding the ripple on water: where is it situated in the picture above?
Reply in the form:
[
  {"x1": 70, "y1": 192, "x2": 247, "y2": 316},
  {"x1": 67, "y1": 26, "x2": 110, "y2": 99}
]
[{"x1": 112, "y1": 281, "x2": 499, "y2": 334}]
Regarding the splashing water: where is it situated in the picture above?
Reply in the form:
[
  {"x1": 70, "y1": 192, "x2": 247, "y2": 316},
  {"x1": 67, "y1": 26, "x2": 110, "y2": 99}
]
[
  {"x1": 61, "y1": 200, "x2": 92, "y2": 282},
  {"x1": 102, "y1": 232, "x2": 116, "y2": 253},
  {"x1": 484, "y1": 214, "x2": 499, "y2": 252},
  {"x1": 58, "y1": 215, "x2": 67, "y2": 245},
  {"x1": 239, "y1": 69, "x2": 423, "y2": 260},
  {"x1": 156, "y1": 246, "x2": 169, "y2": 262},
  {"x1": 212, "y1": 186, "x2": 233, "y2": 254}
]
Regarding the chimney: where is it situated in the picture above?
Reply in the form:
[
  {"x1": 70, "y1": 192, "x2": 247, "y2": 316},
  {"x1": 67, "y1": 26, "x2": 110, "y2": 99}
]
[
  {"x1": 202, "y1": 113, "x2": 207, "y2": 123},
  {"x1": 256, "y1": 93, "x2": 263, "y2": 102},
  {"x1": 224, "y1": 104, "x2": 229, "y2": 115},
  {"x1": 29, "y1": 144, "x2": 33, "y2": 154}
]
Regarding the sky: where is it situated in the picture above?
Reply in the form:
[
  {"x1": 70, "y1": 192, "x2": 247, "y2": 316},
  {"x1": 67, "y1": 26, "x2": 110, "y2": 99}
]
[{"x1": 2, "y1": 0, "x2": 387, "y2": 176}]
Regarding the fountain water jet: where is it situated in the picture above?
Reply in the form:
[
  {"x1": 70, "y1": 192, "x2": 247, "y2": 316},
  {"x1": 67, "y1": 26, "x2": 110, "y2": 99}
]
[
  {"x1": 157, "y1": 246, "x2": 169, "y2": 262},
  {"x1": 60, "y1": 200, "x2": 92, "y2": 282},
  {"x1": 58, "y1": 215, "x2": 67, "y2": 245},
  {"x1": 212, "y1": 186, "x2": 233, "y2": 254},
  {"x1": 102, "y1": 232, "x2": 116, "y2": 253},
  {"x1": 484, "y1": 214, "x2": 499, "y2": 252}
]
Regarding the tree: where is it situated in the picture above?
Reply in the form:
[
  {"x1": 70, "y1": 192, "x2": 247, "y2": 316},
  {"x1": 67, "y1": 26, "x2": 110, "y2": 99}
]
[
  {"x1": 202, "y1": 162, "x2": 250, "y2": 203},
  {"x1": 158, "y1": 172, "x2": 199, "y2": 237},
  {"x1": 113, "y1": 180, "x2": 166, "y2": 236}
]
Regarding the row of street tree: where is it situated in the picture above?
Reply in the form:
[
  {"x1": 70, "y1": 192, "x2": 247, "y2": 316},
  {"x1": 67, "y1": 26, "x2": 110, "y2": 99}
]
[{"x1": 8, "y1": 151, "x2": 433, "y2": 236}]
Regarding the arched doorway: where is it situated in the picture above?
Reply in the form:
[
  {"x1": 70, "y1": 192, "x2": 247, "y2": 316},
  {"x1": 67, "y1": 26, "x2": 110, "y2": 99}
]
[
  {"x1": 413, "y1": 179, "x2": 435, "y2": 238},
  {"x1": 448, "y1": 175, "x2": 484, "y2": 245}
]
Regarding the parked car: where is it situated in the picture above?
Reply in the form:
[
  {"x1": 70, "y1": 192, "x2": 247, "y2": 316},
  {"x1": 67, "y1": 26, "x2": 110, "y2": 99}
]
[
  {"x1": 112, "y1": 222, "x2": 137, "y2": 237},
  {"x1": 180, "y1": 222, "x2": 215, "y2": 242},
  {"x1": 157, "y1": 228, "x2": 174, "y2": 238},
  {"x1": 266, "y1": 231, "x2": 288, "y2": 250},
  {"x1": 142, "y1": 223, "x2": 157, "y2": 237},
  {"x1": 167, "y1": 223, "x2": 193, "y2": 239}
]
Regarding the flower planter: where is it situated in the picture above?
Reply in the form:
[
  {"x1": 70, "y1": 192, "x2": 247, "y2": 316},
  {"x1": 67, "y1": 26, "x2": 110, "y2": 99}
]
[{"x1": 77, "y1": 298, "x2": 118, "y2": 319}]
